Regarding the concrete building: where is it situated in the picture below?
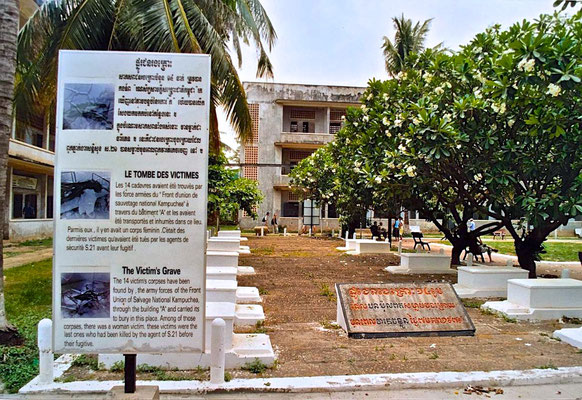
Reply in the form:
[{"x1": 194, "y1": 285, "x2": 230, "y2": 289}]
[
  {"x1": 239, "y1": 82, "x2": 364, "y2": 231},
  {"x1": 2, "y1": 0, "x2": 54, "y2": 240}
]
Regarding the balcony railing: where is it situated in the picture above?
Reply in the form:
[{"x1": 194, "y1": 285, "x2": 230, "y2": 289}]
[
  {"x1": 276, "y1": 132, "x2": 334, "y2": 148},
  {"x1": 9, "y1": 138, "x2": 55, "y2": 167}
]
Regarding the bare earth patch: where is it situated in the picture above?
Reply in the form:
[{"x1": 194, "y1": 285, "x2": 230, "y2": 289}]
[{"x1": 234, "y1": 235, "x2": 582, "y2": 378}]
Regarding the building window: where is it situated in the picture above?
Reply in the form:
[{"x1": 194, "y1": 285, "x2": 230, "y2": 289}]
[
  {"x1": 12, "y1": 193, "x2": 38, "y2": 219},
  {"x1": 329, "y1": 122, "x2": 341, "y2": 134},
  {"x1": 290, "y1": 109, "x2": 315, "y2": 120},
  {"x1": 281, "y1": 191, "x2": 300, "y2": 217},
  {"x1": 282, "y1": 202, "x2": 299, "y2": 217},
  {"x1": 12, "y1": 172, "x2": 42, "y2": 219},
  {"x1": 327, "y1": 203, "x2": 338, "y2": 218}
]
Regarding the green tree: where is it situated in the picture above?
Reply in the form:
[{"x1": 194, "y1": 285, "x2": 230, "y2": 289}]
[
  {"x1": 382, "y1": 14, "x2": 433, "y2": 76},
  {"x1": 15, "y1": 0, "x2": 276, "y2": 152},
  {"x1": 208, "y1": 152, "x2": 262, "y2": 229},
  {"x1": 0, "y1": 0, "x2": 19, "y2": 339},
  {"x1": 348, "y1": 13, "x2": 582, "y2": 275},
  {"x1": 454, "y1": 13, "x2": 582, "y2": 277}
]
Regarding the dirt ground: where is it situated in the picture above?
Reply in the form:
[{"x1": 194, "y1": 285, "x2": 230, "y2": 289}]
[
  {"x1": 231, "y1": 235, "x2": 582, "y2": 378},
  {"x1": 2, "y1": 240, "x2": 53, "y2": 269}
]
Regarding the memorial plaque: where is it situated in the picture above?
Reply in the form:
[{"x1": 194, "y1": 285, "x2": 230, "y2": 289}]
[
  {"x1": 336, "y1": 283, "x2": 475, "y2": 338},
  {"x1": 53, "y1": 50, "x2": 210, "y2": 353}
]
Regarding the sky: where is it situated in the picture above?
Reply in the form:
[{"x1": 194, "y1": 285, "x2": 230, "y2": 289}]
[{"x1": 219, "y1": 0, "x2": 563, "y2": 149}]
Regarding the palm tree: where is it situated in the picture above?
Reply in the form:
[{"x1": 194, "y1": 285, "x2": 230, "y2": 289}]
[
  {"x1": 0, "y1": 0, "x2": 19, "y2": 339},
  {"x1": 382, "y1": 14, "x2": 433, "y2": 76},
  {"x1": 15, "y1": 0, "x2": 277, "y2": 152}
]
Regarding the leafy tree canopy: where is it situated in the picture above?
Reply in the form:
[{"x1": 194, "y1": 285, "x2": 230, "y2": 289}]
[
  {"x1": 344, "y1": 12, "x2": 582, "y2": 274},
  {"x1": 208, "y1": 152, "x2": 263, "y2": 224}
]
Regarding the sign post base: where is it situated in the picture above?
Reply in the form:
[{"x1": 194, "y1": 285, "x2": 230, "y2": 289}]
[
  {"x1": 124, "y1": 354, "x2": 136, "y2": 394},
  {"x1": 109, "y1": 385, "x2": 159, "y2": 400}
]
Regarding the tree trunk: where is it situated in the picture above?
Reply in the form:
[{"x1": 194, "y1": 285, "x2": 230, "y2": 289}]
[
  {"x1": 450, "y1": 241, "x2": 464, "y2": 266},
  {"x1": 515, "y1": 240, "x2": 539, "y2": 279},
  {"x1": 0, "y1": 0, "x2": 19, "y2": 332}
]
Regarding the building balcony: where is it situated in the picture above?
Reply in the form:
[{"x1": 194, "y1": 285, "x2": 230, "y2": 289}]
[
  {"x1": 273, "y1": 173, "x2": 291, "y2": 190},
  {"x1": 275, "y1": 132, "x2": 334, "y2": 149},
  {"x1": 8, "y1": 139, "x2": 54, "y2": 173}
]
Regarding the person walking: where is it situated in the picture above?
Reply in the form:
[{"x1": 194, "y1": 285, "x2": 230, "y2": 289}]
[
  {"x1": 271, "y1": 212, "x2": 279, "y2": 234},
  {"x1": 262, "y1": 212, "x2": 270, "y2": 235}
]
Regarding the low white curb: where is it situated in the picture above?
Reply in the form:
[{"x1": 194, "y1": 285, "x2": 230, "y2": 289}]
[{"x1": 20, "y1": 355, "x2": 582, "y2": 395}]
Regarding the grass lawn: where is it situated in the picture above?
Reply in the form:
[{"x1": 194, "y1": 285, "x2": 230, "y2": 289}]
[
  {"x1": 437, "y1": 239, "x2": 582, "y2": 262},
  {"x1": 0, "y1": 258, "x2": 52, "y2": 393},
  {"x1": 483, "y1": 240, "x2": 582, "y2": 262}
]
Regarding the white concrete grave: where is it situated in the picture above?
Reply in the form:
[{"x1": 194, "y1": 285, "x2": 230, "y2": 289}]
[
  {"x1": 207, "y1": 279, "x2": 238, "y2": 303},
  {"x1": 217, "y1": 230, "x2": 248, "y2": 241},
  {"x1": 453, "y1": 266, "x2": 529, "y2": 298},
  {"x1": 205, "y1": 302, "x2": 235, "y2": 352},
  {"x1": 554, "y1": 327, "x2": 582, "y2": 349},
  {"x1": 207, "y1": 238, "x2": 250, "y2": 254},
  {"x1": 237, "y1": 266, "x2": 255, "y2": 275},
  {"x1": 207, "y1": 251, "x2": 239, "y2": 267},
  {"x1": 384, "y1": 253, "x2": 455, "y2": 274},
  {"x1": 99, "y1": 333, "x2": 274, "y2": 369},
  {"x1": 235, "y1": 304, "x2": 265, "y2": 326},
  {"x1": 482, "y1": 278, "x2": 582, "y2": 321},
  {"x1": 207, "y1": 266, "x2": 238, "y2": 281},
  {"x1": 336, "y1": 238, "x2": 357, "y2": 251},
  {"x1": 236, "y1": 286, "x2": 262, "y2": 303},
  {"x1": 207, "y1": 238, "x2": 241, "y2": 252},
  {"x1": 347, "y1": 239, "x2": 391, "y2": 255}
]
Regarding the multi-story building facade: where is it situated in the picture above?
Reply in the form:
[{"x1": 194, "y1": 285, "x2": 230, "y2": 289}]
[
  {"x1": 2, "y1": 0, "x2": 54, "y2": 240},
  {"x1": 239, "y1": 82, "x2": 364, "y2": 231}
]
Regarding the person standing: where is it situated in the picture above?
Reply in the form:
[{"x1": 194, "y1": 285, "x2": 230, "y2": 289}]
[
  {"x1": 398, "y1": 216, "x2": 404, "y2": 240},
  {"x1": 468, "y1": 218, "x2": 476, "y2": 232},
  {"x1": 393, "y1": 218, "x2": 400, "y2": 241},
  {"x1": 271, "y1": 212, "x2": 278, "y2": 234}
]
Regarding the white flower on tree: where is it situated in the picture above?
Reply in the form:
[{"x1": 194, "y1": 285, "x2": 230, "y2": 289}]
[
  {"x1": 406, "y1": 165, "x2": 417, "y2": 177},
  {"x1": 517, "y1": 58, "x2": 535, "y2": 72},
  {"x1": 547, "y1": 83, "x2": 562, "y2": 97}
]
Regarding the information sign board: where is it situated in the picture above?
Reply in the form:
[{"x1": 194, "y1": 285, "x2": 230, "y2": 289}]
[
  {"x1": 336, "y1": 283, "x2": 475, "y2": 338},
  {"x1": 53, "y1": 50, "x2": 210, "y2": 353}
]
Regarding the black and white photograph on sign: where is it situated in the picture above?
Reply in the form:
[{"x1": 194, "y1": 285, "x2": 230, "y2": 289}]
[
  {"x1": 62, "y1": 83, "x2": 114, "y2": 130},
  {"x1": 61, "y1": 272, "x2": 110, "y2": 318},
  {"x1": 60, "y1": 171, "x2": 110, "y2": 219}
]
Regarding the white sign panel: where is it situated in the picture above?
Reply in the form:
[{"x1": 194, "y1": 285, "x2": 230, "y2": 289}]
[{"x1": 53, "y1": 50, "x2": 210, "y2": 353}]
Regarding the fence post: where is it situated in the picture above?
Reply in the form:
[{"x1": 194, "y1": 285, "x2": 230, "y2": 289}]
[
  {"x1": 37, "y1": 319, "x2": 53, "y2": 384},
  {"x1": 210, "y1": 318, "x2": 226, "y2": 384}
]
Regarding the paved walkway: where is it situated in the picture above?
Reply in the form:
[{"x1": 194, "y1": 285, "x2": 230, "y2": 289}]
[{"x1": 8, "y1": 382, "x2": 582, "y2": 399}]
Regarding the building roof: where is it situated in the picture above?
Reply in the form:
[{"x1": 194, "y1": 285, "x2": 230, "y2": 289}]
[{"x1": 244, "y1": 81, "x2": 364, "y2": 106}]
